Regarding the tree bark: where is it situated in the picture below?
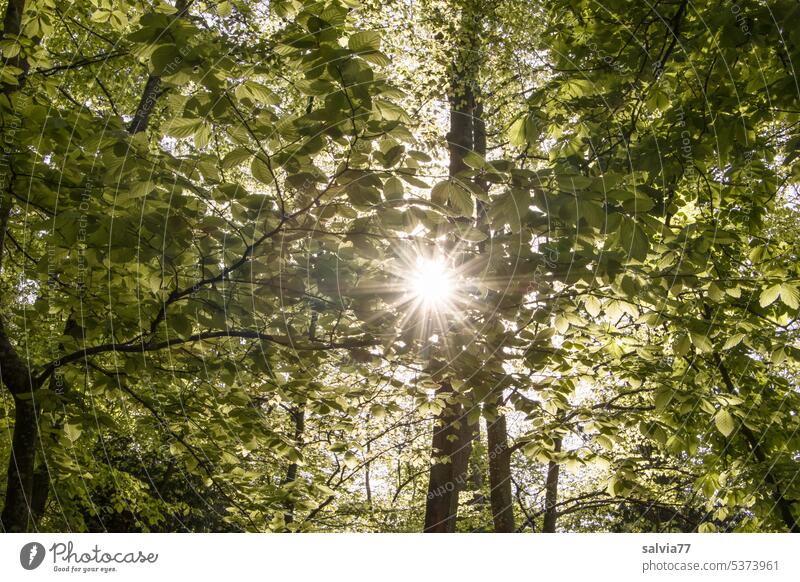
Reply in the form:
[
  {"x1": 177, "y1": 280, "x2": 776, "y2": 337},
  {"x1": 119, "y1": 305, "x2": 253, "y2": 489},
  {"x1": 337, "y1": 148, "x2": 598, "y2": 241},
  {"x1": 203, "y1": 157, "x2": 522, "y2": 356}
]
[
  {"x1": 486, "y1": 397, "x2": 515, "y2": 532},
  {"x1": 424, "y1": 382, "x2": 475, "y2": 532},
  {"x1": 127, "y1": 75, "x2": 163, "y2": 134},
  {"x1": 126, "y1": 0, "x2": 190, "y2": 134},
  {"x1": 30, "y1": 456, "x2": 50, "y2": 525},
  {"x1": 282, "y1": 311, "x2": 315, "y2": 527},
  {"x1": 282, "y1": 404, "x2": 305, "y2": 526},
  {"x1": 543, "y1": 437, "x2": 562, "y2": 532},
  {"x1": 446, "y1": 80, "x2": 474, "y2": 185},
  {"x1": 1, "y1": 396, "x2": 37, "y2": 532},
  {"x1": 1, "y1": 182, "x2": 42, "y2": 531}
]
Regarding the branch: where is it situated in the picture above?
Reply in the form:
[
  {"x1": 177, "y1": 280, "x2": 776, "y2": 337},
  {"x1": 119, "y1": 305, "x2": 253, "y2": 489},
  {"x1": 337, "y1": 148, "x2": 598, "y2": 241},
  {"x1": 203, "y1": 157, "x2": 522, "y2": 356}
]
[{"x1": 37, "y1": 329, "x2": 378, "y2": 385}]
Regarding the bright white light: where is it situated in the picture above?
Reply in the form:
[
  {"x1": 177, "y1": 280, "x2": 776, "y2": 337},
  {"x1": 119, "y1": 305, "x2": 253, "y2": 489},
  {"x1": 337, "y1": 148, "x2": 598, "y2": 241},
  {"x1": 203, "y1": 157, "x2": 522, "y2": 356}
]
[{"x1": 409, "y1": 257, "x2": 454, "y2": 307}]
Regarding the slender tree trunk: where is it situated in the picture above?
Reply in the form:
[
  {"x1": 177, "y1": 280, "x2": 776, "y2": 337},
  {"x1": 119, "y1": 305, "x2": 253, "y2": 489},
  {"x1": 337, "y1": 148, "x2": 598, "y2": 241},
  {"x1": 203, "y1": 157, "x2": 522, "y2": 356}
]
[
  {"x1": 29, "y1": 423, "x2": 54, "y2": 528},
  {"x1": 0, "y1": 197, "x2": 36, "y2": 534},
  {"x1": 283, "y1": 311, "x2": 315, "y2": 527},
  {"x1": 543, "y1": 437, "x2": 562, "y2": 532},
  {"x1": 126, "y1": 0, "x2": 189, "y2": 134},
  {"x1": 127, "y1": 75, "x2": 163, "y2": 134},
  {"x1": 466, "y1": 422, "x2": 485, "y2": 508},
  {"x1": 365, "y1": 440, "x2": 372, "y2": 506},
  {"x1": 282, "y1": 404, "x2": 305, "y2": 526},
  {"x1": 486, "y1": 397, "x2": 514, "y2": 532},
  {"x1": 1, "y1": 397, "x2": 37, "y2": 532},
  {"x1": 424, "y1": 382, "x2": 475, "y2": 532}
]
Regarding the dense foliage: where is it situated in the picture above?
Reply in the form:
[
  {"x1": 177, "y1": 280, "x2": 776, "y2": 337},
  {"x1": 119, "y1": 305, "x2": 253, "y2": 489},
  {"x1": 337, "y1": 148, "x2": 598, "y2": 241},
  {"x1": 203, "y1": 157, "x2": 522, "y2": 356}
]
[{"x1": 1, "y1": 0, "x2": 799, "y2": 533}]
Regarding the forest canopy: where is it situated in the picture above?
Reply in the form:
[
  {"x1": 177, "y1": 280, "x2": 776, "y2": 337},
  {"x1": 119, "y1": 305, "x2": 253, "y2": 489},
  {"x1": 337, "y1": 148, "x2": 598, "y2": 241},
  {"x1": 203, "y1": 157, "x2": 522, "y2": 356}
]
[{"x1": 1, "y1": 0, "x2": 799, "y2": 533}]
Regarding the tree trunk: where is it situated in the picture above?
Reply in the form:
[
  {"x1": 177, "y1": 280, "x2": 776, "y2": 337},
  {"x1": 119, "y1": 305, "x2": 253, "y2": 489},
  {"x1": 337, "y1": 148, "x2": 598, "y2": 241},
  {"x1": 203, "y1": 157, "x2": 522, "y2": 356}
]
[
  {"x1": 543, "y1": 437, "x2": 562, "y2": 532},
  {"x1": 282, "y1": 404, "x2": 305, "y2": 526},
  {"x1": 1, "y1": 183, "x2": 41, "y2": 532},
  {"x1": 365, "y1": 438, "x2": 372, "y2": 506},
  {"x1": 127, "y1": 75, "x2": 163, "y2": 134},
  {"x1": 486, "y1": 397, "x2": 515, "y2": 532},
  {"x1": 30, "y1": 456, "x2": 50, "y2": 526},
  {"x1": 126, "y1": 0, "x2": 189, "y2": 134},
  {"x1": 424, "y1": 382, "x2": 476, "y2": 532},
  {"x1": 1, "y1": 396, "x2": 37, "y2": 532},
  {"x1": 466, "y1": 421, "x2": 485, "y2": 507}
]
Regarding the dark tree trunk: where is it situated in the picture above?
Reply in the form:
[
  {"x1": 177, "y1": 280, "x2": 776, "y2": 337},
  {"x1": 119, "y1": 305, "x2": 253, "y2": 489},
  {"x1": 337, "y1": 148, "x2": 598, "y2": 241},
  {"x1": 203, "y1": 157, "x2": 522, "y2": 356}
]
[
  {"x1": 282, "y1": 404, "x2": 305, "y2": 526},
  {"x1": 1, "y1": 184, "x2": 41, "y2": 532},
  {"x1": 365, "y1": 438, "x2": 372, "y2": 506},
  {"x1": 486, "y1": 397, "x2": 514, "y2": 532},
  {"x1": 126, "y1": 0, "x2": 189, "y2": 134},
  {"x1": 30, "y1": 457, "x2": 50, "y2": 526},
  {"x1": 446, "y1": 83, "x2": 474, "y2": 184},
  {"x1": 424, "y1": 382, "x2": 476, "y2": 532},
  {"x1": 127, "y1": 75, "x2": 163, "y2": 134},
  {"x1": 1, "y1": 397, "x2": 37, "y2": 532},
  {"x1": 466, "y1": 422, "x2": 485, "y2": 507},
  {"x1": 543, "y1": 437, "x2": 562, "y2": 533}
]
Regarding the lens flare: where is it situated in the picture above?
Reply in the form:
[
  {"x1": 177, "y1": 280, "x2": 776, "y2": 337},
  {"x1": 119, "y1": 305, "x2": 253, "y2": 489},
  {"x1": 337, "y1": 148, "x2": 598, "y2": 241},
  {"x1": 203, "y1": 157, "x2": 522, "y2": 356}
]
[{"x1": 409, "y1": 257, "x2": 454, "y2": 308}]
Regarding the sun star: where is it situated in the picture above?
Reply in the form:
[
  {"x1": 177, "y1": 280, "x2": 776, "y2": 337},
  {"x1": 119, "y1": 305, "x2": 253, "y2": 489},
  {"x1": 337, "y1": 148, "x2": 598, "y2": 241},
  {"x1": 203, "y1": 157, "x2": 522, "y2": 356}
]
[{"x1": 409, "y1": 257, "x2": 454, "y2": 309}]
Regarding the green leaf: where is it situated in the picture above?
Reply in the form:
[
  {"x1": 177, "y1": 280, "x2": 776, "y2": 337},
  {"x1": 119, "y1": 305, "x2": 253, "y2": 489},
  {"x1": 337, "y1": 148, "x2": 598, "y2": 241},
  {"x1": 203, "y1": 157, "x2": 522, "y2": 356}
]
[
  {"x1": 235, "y1": 81, "x2": 281, "y2": 105},
  {"x1": 595, "y1": 435, "x2": 614, "y2": 450},
  {"x1": 584, "y1": 295, "x2": 601, "y2": 318},
  {"x1": 759, "y1": 284, "x2": 781, "y2": 308},
  {"x1": 456, "y1": 226, "x2": 488, "y2": 243},
  {"x1": 383, "y1": 176, "x2": 404, "y2": 200},
  {"x1": 780, "y1": 284, "x2": 799, "y2": 310},
  {"x1": 64, "y1": 423, "x2": 82, "y2": 443},
  {"x1": 343, "y1": 451, "x2": 359, "y2": 469},
  {"x1": 222, "y1": 147, "x2": 252, "y2": 169},
  {"x1": 430, "y1": 180, "x2": 449, "y2": 206},
  {"x1": 166, "y1": 117, "x2": 202, "y2": 139},
  {"x1": 674, "y1": 333, "x2": 691, "y2": 356},
  {"x1": 690, "y1": 331, "x2": 712, "y2": 353},
  {"x1": 654, "y1": 390, "x2": 673, "y2": 411},
  {"x1": 251, "y1": 156, "x2": 275, "y2": 185},
  {"x1": 150, "y1": 44, "x2": 182, "y2": 75},
  {"x1": 722, "y1": 333, "x2": 745, "y2": 351},
  {"x1": 449, "y1": 183, "x2": 474, "y2": 217},
  {"x1": 556, "y1": 174, "x2": 593, "y2": 190},
  {"x1": 509, "y1": 116, "x2": 528, "y2": 147},
  {"x1": 348, "y1": 31, "x2": 381, "y2": 52},
  {"x1": 463, "y1": 151, "x2": 486, "y2": 169},
  {"x1": 714, "y1": 409, "x2": 735, "y2": 437},
  {"x1": 508, "y1": 114, "x2": 537, "y2": 146}
]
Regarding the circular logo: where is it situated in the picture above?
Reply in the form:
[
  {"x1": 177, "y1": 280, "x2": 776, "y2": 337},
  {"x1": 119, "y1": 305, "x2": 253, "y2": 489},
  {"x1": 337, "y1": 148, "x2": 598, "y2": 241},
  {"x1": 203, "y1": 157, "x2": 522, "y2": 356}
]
[{"x1": 20, "y1": 542, "x2": 46, "y2": 570}]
